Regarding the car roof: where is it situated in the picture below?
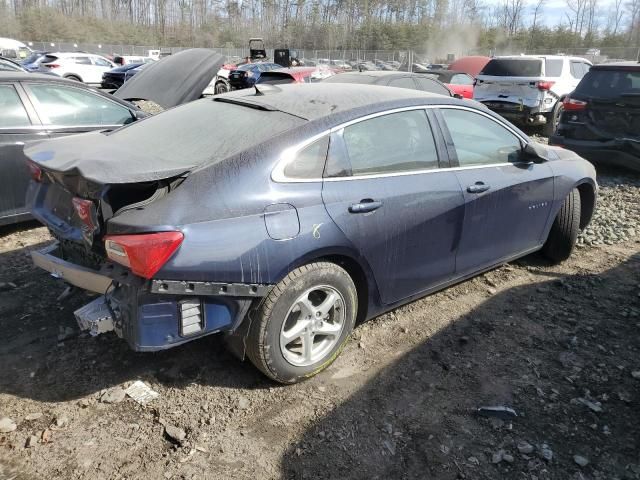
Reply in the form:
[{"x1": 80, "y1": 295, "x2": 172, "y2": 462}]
[
  {"x1": 215, "y1": 83, "x2": 460, "y2": 121},
  {"x1": 0, "y1": 71, "x2": 79, "y2": 82}
]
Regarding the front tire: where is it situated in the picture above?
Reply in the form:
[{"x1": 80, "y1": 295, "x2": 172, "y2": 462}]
[
  {"x1": 64, "y1": 74, "x2": 82, "y2": 82},
  {"x1": 246, "y1": 262, "x2": 357, "y2": 383},
  {"x1": 214, "y1": 81, "x2": 229, "y2": 95},
  {"x1": 542, "y1": 188, "x2": 581, "y2": 263}
]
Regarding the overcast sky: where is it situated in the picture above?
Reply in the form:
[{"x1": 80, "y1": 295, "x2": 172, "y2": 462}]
[{"x1": 483, "y1": 0, "x2": 616, "y2": 28}]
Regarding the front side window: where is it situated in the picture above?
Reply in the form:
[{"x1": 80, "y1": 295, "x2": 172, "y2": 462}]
[
  {"x1": 27, "y1": 84, "x2": 131, "y2": 126},
  {"x1": 388, "y1": 77, "x2": 417, "y2": 89},
  {"x1": 330, "y1": 110, "x2": 439, "y2": 177},
  {"x1": 415, "y1": 77, "x2": 450, "y2": 95},
  {"x1": 282, "y1": 136, "x2": 329, "y2": 179},
  {"x1": 0, "y1": 85, "x2": 31, "y2": 128},
  {"x1": 92, "y1": 56, "x2": 112, "y2": 67},
  {"x1": 441, "y1": 109, "x2": 521, "y2": 166}
]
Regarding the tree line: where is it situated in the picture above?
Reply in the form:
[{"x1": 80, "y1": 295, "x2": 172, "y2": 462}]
[{"x1": 1, "y1": 0, "x2": 639, "y2": 57}]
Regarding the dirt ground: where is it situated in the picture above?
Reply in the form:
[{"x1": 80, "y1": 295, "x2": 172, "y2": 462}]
[{"x1": 1, "y1": 173, "x2": 639, "y2": 479}]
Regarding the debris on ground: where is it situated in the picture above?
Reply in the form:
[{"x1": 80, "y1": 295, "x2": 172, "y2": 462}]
[
  {"x1": 476, "y1": 406, "x2": 517, "y2": 420},
  {"x1": 125, "y1": 381, "x2": 160, "y2": 405},
  {"x1": 100, "y1": 387, "x2": 127, "y2": 404},
  {"x1": 0, "y1": 418, "x2": 16, "y2": 433},
  {"x1": 164, "y1": 425, "x2": 186, "y2": 445}
]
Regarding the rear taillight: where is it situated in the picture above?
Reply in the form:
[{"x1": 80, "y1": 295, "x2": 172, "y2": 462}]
[
  {"x1": 536, "y1": 80, "x2": 555, "y2": 91},
  {"x1": 72, "y1": 197, "x2": 97, "y2": 232},
  {"x1": 104, "y1": 232, "x2": 184, "y2": 279},
  {"x1": 26, "y1": 161, "x2": 42, "y2": 182},
  {"x1": 45, "y1": 63, "x2": 60, "y2": 69},
  {"x1": 563, "y1": 96, "x2": 587, "y2": 111}
]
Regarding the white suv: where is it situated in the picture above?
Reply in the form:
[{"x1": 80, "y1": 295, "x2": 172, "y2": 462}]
[
  {"x1": 474, "y1": 55, "x2": 592, "y2": 135},
  {"x1": 40, "y1": 52, "x2": 116, "y2": 85}
]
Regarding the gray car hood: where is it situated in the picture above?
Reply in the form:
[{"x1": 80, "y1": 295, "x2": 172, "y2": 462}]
[{"x1": 114, "y1": 49, "x2": 224, "y2": 109}]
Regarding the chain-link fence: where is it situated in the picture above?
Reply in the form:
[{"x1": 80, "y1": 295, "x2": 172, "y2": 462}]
[{"x1": 24, "y1": 41, "x2": 411, "y2": 64}]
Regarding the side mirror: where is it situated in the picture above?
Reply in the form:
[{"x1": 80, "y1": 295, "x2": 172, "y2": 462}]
[{"x1": 521, "y1": 142, "x2": 548, "y2": 164}]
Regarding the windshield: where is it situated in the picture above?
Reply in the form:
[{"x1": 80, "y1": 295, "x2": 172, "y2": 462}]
[
  {"x1": 480, "y1": 58, "x2": 543, "y2": 77},
  {"x1": 575, "y1": 69, "x2": 640, "y2": 98},
  {"x1": 21, "y1": 52, "x2": 44, "y2": 64}
]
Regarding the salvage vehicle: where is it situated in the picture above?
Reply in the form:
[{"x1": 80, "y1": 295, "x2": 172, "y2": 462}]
[
  {"x1": 26, "y1": 84, "x2": 597, "y2": 383},
  {"x1": 0, "y1": 72, "x2": 146, "y2": 226},
  {"x1": 474, "y1": 55, "x2": 592, "y2": 135},
  {"x1": 0, "y1": 37, "x2": 31, "y2": 60},
  {"x1": 322, "y1": 70, "x2": 457, "y2": 97},
  {"x1": 40, "y1": 52, "x2": 117, "y2": 85},
  {"x1": 421, "y1": 69, "x2": 475, "y2": 98},
  {"x1": 101, "y1": 62, "x2": 148, "y2": 90},
  {"x1": 550, "y1": 62, "x2": 640, "y2": 172},
  {"x1": 227, "y1": 62, "x2": 283, "y2": 90}
]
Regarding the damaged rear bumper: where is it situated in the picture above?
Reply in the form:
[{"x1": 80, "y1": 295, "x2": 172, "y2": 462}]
[
  {"x1": 31, "y1": 243, "x2": 112, "y2": 294},
  {"x1": 32, "y1": 242, "x2": 271, "y2": 352}
]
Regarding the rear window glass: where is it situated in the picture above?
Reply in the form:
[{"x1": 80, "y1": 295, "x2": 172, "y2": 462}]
[
  {"x1": 480, "y1": 59, "x2": 542, "y2": 77},
  {"x1": 575, "y1": 69, "x2": 640, "y2": 98},
  {"x1": 545, "y1": 59, "x2": 563, "y2": 77},
  {"x1": 42, "y1": 55, "x2": 58, "y2": 63},
  {"x1": 105, "y1": 99, "x2": 304, "y2": 169}
]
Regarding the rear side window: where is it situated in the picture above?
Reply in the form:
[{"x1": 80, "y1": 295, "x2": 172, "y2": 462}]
[
  {"x1": 441, "y1": 109, "x2": 521, "y2": 166},
  {"x1": 283, "y1": 136, "x2": 329, "y2": 179},
  {"x1": 26, "y1": 84, "x2": 132, "y2": 126},
  {"x1": 73, "y1": 56, "x2": 92, "y2": 65},
  {"x1": 42, "y1": 55, "x2": 58, "y2": 64},
  {"x1": 575, "y1": 69, "x2": 640, "y2": 98},
  {"x1": 480, "y1": 59, "x2": 542, "y2": 77},
  {"x1": 0, "y1": 85, "x2": 31, "y2": 128},
  {"x1": 329, "y1": 110, "x2": 439, "y2": 177},
  {"x1": 545, "y1": 59, "x2": 564, "y2": 77},
  {"x1": 415, "y1": 77, "x2": 451, "y2": 95},
  {"x1": 93, "y1": 57, "x2": 112, "y2": 67}
]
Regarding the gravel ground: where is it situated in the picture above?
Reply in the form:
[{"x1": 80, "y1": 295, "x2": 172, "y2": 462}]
[{"x1": 0, "y1": 161, "x2": 639, "y2": 479}]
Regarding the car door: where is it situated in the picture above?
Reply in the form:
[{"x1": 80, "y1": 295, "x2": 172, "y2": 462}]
[
  {"x1": 0, "y1": 83, "x2": 46, "y2": 224},
  {"x1": 23, "y1": 82, "x2": 133, "y2": 140},
  {"x1": 321, "y1": 108, "x2": 466, "y2": 304},
  {"x1": 437, "y1": 107, "x2": 554, "y2": 275}
]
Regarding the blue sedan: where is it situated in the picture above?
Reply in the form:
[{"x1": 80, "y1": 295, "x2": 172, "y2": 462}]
[{"x1": 25, "y1": 84, "x2": 597, "y2": 383}]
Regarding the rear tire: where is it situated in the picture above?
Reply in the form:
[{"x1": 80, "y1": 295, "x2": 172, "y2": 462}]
[
  {"x1": 64, "y1": 74, "x2": 82, "y2": 82},
  {"x1": 544, "y1": 101, "x2": 562, "y2": 137},
  {"x1": 246, "y1": 262, "x2": 357, "y2": 384},
  {"x1": 542, "y1": 188, "x2": 581, "y2": 263}
]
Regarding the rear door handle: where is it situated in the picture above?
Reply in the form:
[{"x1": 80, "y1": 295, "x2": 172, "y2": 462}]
[
  {"x1": 349, "y1": 199, "x2": 383, "y2": 213},
  {"x1": 467, "y1": 182, "x2": 490, "y2": 194}
]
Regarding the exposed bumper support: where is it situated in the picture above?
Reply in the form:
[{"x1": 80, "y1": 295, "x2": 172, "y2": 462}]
[
  {"x1": 150, "y1": 279, "x2": 271, "y2": 297},
  {"x1": 31, "y1": 243, "x2": 112, "y2": 294}
]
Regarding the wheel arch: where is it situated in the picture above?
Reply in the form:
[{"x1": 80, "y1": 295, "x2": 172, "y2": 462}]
[
  {"x1": 275, "y1": 248, "x2": 382, "y2": 325},
  {"x1": 575, "y1": 181, "x2": 596, "y2": 229}
]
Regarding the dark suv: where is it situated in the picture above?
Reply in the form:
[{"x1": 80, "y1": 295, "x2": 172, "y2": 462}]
[
  {"x1": 550, "y1": 62, "x2": 640, "y2": 172},
  {"x1": 227, "y1": 62, "x2": 282, "y2": 90}
]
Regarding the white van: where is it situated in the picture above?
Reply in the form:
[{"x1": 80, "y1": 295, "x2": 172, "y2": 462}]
[
  {"x1": 474, "y1": 55, "x2": 592, "y2": 135},
  {"x1": 0, "y1": 37, "x2": 32, "y2": 60}
]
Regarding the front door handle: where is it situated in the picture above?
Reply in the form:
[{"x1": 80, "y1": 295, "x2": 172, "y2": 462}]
[
  {"x1": 467, "y1": 182, "x2": 490, "y2": 194},
  {"x1": 349, "y1": 199, "x2": 383, "y2": 213}
]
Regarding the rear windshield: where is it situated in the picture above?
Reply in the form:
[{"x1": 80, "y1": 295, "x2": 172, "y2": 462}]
[
  {"x1": 104, "y1": 98, "x2": 304, "y2": 169},
  {"x1": 480, "y1": 58, "x2": 543, "y2": 77},
  {"x1": 575, "y1": 69, "x2": 640, "y2": 98},
  {"x1": 42, "y1": 55, "x2": 58, "y2": 63}
]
